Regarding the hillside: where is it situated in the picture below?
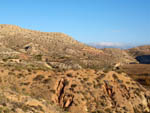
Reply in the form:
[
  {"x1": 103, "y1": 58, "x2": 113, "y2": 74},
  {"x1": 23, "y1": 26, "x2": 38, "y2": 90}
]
[
  {"x1": 128, "y1": 45, "x2": 150, "y2": 57},
  {"x1": 127, "y1": 45, "x2": 150, "y2": 64},
  {"x1": 0, "y1": 24, "x2": 136, "y2": 71},
  {"x1": 0, "y1": 87, "x2": 66, "y2": 113},
  {"x1": 0, "y1": 24, "x2": 150, "y2": 113},
  {"x1": 115, "y1": 46, "x2": 150, "y2": 88},
  {"x1": 0, "y1": 65, "x2": 150, "y2": 113}
]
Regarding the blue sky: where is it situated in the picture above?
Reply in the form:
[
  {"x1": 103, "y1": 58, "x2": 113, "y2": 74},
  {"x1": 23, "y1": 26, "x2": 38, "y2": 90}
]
[{"x1": 0, "y1": 0, "x2": 150, "y2": 46}]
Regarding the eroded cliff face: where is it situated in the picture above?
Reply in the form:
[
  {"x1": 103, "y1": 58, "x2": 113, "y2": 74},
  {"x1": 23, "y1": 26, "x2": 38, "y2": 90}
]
[
  {"x1": 1, "y1": 66, "x2": 149, "y2": 113},
  {"x1": 55, "y1": 78, "x2": 74, "y2": 108}
]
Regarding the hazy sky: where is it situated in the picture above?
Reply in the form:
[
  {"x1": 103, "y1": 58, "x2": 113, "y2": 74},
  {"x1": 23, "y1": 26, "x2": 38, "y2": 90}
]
[{"x1": 0, "y1": 0, "x2": 150, "y2": 45}]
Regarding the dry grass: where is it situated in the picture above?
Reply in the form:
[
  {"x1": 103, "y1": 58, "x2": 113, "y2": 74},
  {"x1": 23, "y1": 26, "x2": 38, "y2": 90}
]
[{"x1": 121, "y1": 64, "x2": 150, "y2": 87}]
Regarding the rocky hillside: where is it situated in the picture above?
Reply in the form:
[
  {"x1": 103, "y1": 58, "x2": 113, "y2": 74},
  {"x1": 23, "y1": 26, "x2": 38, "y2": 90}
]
[
  {"x1": 0, "y1": 24, "x2": 136, "y2": 71},
  {"x1": 0, "y1": 24, "x2": 150, "y2": 113},
  {"x1": 128, "y1": 45, "x2": 150, "y2": 57},
  {"x1": 0, "y1": 88, "x2": 66, "y2": 113},
  {"x1": 0, "y1": 65, "x2": 150, "y2": 113},
  {"x1": 127, "y1": 45, "x2": 150, "y2": 64}
]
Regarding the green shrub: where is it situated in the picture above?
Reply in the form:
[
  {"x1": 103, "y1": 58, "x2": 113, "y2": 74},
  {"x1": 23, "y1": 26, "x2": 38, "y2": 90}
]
[
  {"x1": 34, "y1": 54, "x2": 42, "y2": 61},
  {"x1": 33, "y1": 75, "x2": 44, "y2": 81}
]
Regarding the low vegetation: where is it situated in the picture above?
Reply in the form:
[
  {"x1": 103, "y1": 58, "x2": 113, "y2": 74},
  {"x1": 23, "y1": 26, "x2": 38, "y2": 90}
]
[{"x1": 0, "y1": 24, "x2": 150, "y2": 113}]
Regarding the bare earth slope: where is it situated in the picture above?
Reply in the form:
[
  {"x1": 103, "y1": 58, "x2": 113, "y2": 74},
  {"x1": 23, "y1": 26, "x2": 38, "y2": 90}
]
[
  {"x1": 0, "y1": 24, "x2": 136, "y2": 70},
  {"x1": 0, "y1": 24, "x2": 150, "y2": 113},
  {"x1": 0, "y1": 87, "x2": 66, "y2": 113},
  {"x1": 0, "y1": 66, "x2": 150, "y2": 113},
  {"x1": 127, "y1": 45, "x2": 150, "y2": 57}
]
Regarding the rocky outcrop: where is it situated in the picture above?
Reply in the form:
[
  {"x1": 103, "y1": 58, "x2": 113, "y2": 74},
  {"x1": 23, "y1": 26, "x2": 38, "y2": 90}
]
[
  {"x1": 45, "y1": 70, "x2": 150, "y2": 113},
  {"x1": 0, "y1": 66, "x2": 150, "y2": 113},
  {"x1": 101, "y1": 72, "x2": 150, "y2": 113},
  {"x1": 55, "y1": 78, "x2": 74, "y2": 108},
  {"x1": 48, "y1": 62, "x2": 82, "y2": 70}
]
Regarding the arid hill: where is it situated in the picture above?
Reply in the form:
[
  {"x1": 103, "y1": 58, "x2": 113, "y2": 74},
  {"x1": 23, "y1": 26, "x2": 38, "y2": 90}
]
[
  {"x1": 120, "y1": 46, "x2": 150, "y2": 88},
  {"x1": 0, "y1": 24, "x2": 136, "y2": 71},
  {"x1": 0, "y1": 65, "x2": 150, "y2": 113},
  {"x1": 0, "y1": 24, "x2": 150, "y2": 113},
  {"x1": 128, "y1": 45, "x2": 150, "y2": 57}
]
